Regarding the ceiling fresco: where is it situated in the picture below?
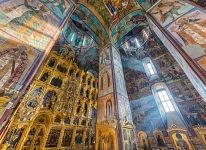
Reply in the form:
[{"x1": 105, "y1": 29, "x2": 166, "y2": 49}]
[
  {"x1": 189, "y1": 0, "x2": 206, "y2": 7},
  {"x1": 85, "y1": 0, "x2": 112, "y2": 26},
  {"x1": 136, "y1": 0, "x2": 158, "y2": 10},
  {"x1": 0, "y1": 0, "x2": 74, "y2": 51},
  {"x1": 111, "y1": 10, "x2": 148, "y2": 47},
  {"x1": 70, "y1": 4, "x2": 109, "y2": 46},
  {"x1": 62, "y1": 20, "x2": 96, "y2": 53},
  {"x1": 78, "y1": 46, "x2": 99, "y2": 77}
]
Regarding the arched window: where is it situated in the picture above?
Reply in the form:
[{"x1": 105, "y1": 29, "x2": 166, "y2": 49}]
[
  {"x1": 107, "y1": 72, "x2": 110, "y2": 87},
  {"x1": 156, "y1": 89, "x2": 175, "y2": 112},
  {"x1": 70, "y1": 33, "x2": 75, "y2": 42},
  {"x1": 101, "y1": 76, "x2": 104, "y2": 90},
  {"x1": 106, "y1": 100, "x2": 112, "y2": 118},
  {"x1": 142, "y1": 57, "x2": 158, "y2": 80},
  {"x1": 146, "y1": 62, "x2": 155, "y2": 75},
  {"x1": 152, "y1": 83, "x2": 175, "y2": 113},
  {"x1": 104, "y1": 0, "x2": 116, "y2": 15}
]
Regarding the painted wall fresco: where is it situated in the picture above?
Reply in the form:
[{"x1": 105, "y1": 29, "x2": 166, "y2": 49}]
[
  {"x1": 122, "y1": 34, "x2": 206, "y2": 134},
  {"x1": 98, "y1": 45, "x2": 113, "y2": 98},
  {"x1": 0, "y1": 0, "x2": 73, "y2": 50},
  {"x1": 189, "y1": 0, "x2": 206, "y2": 7},
  {"x1": 85, "y1": 0, "x2": 111, "y2": 26},
  {"x1": 112, "y1": 46, "x2": 133, "y2": 122},
  {"x1": 111, "y1": 10, "x2": 147, "y2": 47},
  {"x1": 70, "y1": 4, "x2": 109, "y2": 46},
  {"x1": 147, "y1": 12, "x2": 206, "y2": 102},
  {"x1": 150, "y1": 0, "x2": 194, "y2": 27},
  {"x1": 130, "y1": 95, "x2": 165, "y2": 133},
  {"x1": 167, "y1": 9, "x2": 206, "y2": 72},
  {"x1": 136, "y1": 0, "x2": 158, "y2": 10},
  {"x1": 78, "y1": 47, "x2": 99, "y2": 77},
  {"x1": 62, "y1": 20, "x2": 96, "y2": 51},
  {"x1": 0, "y1": 36, "x2": 40, "y2": 92}
]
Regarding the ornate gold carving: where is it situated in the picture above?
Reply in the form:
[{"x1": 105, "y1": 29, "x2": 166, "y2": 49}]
[{"x1": 0, "y1": 47, "x2": 98, "y2": 150}]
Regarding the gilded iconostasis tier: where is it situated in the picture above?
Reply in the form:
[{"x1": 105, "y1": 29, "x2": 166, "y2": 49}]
[{"x1": 0, "y1": 47, "x2": 98, "y2": 150}]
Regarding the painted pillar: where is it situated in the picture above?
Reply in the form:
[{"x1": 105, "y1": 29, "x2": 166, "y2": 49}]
[
  {"x1": 96, "y1": 43, "x2": 136, "y2": 150},
  {"x1": 144, "y1": 0, "x2": 206, "y2": 102}
]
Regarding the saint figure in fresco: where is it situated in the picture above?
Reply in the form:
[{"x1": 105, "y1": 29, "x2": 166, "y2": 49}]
[
  {"x1": 156, "y1": 135, "x2": 166, "y2": 147},
  {"x1": 197, "y1": 56, "x2": 206, "y2": 71},
  {"x1": 142, "y1": 139, "x2": 149, "y2": 150},
  {"x1": 100, "y1": 50, "x2": 110, "y2": 67},
  {"x1": 48, "y1": 0, "x2": 68, "y2": 14},
  {"x1": 152, "y1": 0, "x2": 185, "y2": 24},
  {"x1": 175, "y1": 133, "x2": 190, "y2": 150},
  {"x1": 75, "y1": 132, "x2": 83, "y2": 144},
  {"x1": 171, "y1": 11, "x2": 206, "y2": 51}
]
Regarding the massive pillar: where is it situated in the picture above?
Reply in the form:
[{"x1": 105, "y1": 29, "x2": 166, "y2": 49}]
[{"x1": 96, "y1": 43, "x2": 136, "y2": 150}]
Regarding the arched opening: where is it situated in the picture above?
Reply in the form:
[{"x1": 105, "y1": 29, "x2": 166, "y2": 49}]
[{"x1": 106, "y1": 100, "x2": 112, "y2": 119}]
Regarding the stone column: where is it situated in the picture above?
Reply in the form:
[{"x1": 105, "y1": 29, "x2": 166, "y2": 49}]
[{"x1": 96, "y1": 43, "x2": 136, "y2": 150}]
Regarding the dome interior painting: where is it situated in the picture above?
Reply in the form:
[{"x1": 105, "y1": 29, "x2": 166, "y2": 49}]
[{"x1": 0, "y1": 0, "x2": 206, "y2": 150}]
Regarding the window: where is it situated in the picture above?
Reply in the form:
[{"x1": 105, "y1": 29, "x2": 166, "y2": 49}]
[
  {"x1": 106, "y1": 100, "x2": 112, "y2": 119},
  {"x1": 71, "y1": 33, "x2": 75, "y2": 41},
  {"x1": 142, "y1": 57, "x2": 158, "y2": 80},
  {"x1": 146, "y1": 63, "x2": 155, "y2": 75},
  {"x1": 157, "y1": 89, "x2": 175, "y2": 112}
]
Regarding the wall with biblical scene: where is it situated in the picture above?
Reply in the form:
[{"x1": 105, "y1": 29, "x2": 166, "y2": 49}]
[
  {"x1": 0, "y1": 48, "x2": 98, "y2": 150},
  {"x1": 149, "y1": 0, "x2": 206, "y2": 82},
  {"x1": 122, "y1": 33, "x2": 206, "y2": 149},
  {"x1": 0, "y1": 0, "x2": 73, "y2": 50},
  {"x1": 189, "y1": 0, "x2": 206, "y2": 7},
  {"x1": 136, "y1": 0, "x2": 158, "y2": 10},
  {"x1": 0, "y1": 36, "x2": 41, "y2": 92},
  {"x1": 0, "y1": 0, "x2": 75, "y2": 129},
  {"x1": 111, "y1": 10, "x2": 148, "y2": 47},
  {"x1": 70, "y1": 4, "x2": 109, "y2": 46}
]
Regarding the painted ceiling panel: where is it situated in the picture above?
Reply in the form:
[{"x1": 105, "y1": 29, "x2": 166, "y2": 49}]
[
  {"x1": 136, "y1": 0, "x2": 158, "y2": 10},
  {"x1": 189, "y1": 0, "x2": 206, "y2": 7},
  {"x1": 111, "y1": 10, "x2": 148, "y2": 47},
  {"x1": 70, "y1": 4, "x2": 109, "y2": 46},
  {"x1": 0, "y1": 0, "x2": 73, "y2": 51},
  {"x1": 85, "y1": 0, "x2": 112, "y2": 26}
]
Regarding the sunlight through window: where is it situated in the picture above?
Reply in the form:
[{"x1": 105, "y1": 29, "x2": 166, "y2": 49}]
[
  {"x1": 146, "y1": 63, "x2": 155, "y2": 75},
  {"x1": 157, "y1": 89, "x2": 175, "y2": 112}
]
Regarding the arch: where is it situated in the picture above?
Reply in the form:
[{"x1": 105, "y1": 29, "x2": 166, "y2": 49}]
[
  {"x1": 142, "y1": 57, "x2": 158, "y2": 80},
  {"x1": 22, "y1": 113, "x2": 52, "y2": 149},
  {"x1": 137, "y1": 131, "x2": 150, "y2": 150},
  {"x1": 77, "y1": 1, "x2": 109, "y2": 34},
  {"x1": 152, "y1": 82, "x2": 175, "y2": 113},
  {"x1": 106, "y1": 100, "x2": 112, "y2": 119}
]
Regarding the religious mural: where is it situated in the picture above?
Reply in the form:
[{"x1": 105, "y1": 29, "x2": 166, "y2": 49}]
[
  {"x1": 167, "y1": 9, "x2": 206, "y2": 72},
  {"x1": 0, "y1": 37, "x2": 40, "y2": 93},
  {"x1": 122, "y1": 33, "x2": 206, "y2": 148},
  {"x1": 189, "y1": 0, "x2": 206, "y2": 7},
  {"x1": 70, "y1": 4, "x2": 109, "y2": 46},
  {"x1": 111, "y1": 10, "x2": 147, "y2": 47},
  {"x1": 85, "y1": 0, "x2": 111, "y2": 26},
  {"x1": 0, "y1": 0, "x2": 73, "y2": 50},
  {"x1": 136, "y1": 0, "x2": 158, "y2": 10},
  {"x1": 130, "y1": 95, "x2": 165, "y2": 133},
  {"x1": 150, "y1": 0, "x2": 194, "y2": 27}
]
